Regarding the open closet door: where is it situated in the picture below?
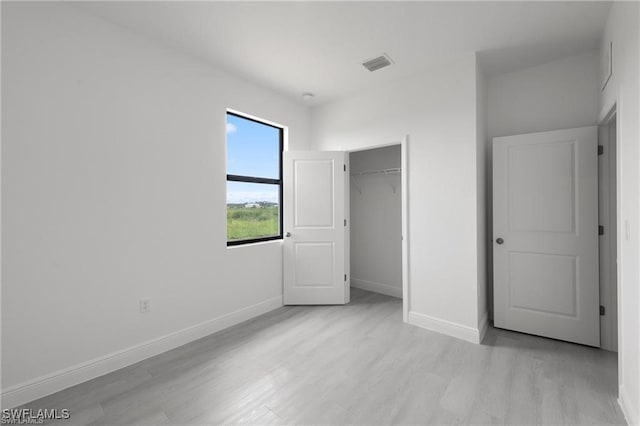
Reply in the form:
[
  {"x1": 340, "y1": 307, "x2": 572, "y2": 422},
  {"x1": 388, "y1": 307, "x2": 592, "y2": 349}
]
[
  {"x1": 493, "y1": 126, "x2": 599, "y2": 346},
  {"x1": 283, "y1": 151, "x2": 348, "y2": 305}
]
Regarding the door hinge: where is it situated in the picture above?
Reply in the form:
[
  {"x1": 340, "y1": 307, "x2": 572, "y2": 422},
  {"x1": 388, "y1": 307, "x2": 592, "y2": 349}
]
[
  {"x1": 598, "y1": 145, "x2": 604, "y2": 156},
  {"x1": 344, "y1": 274, "x2": 347, "y2": 282},
  {"x1": 344, "y1": 219, "x2": 347, "y2": 227},
  {"x1": 599, "y1": 225, "x2": 604, "y2": 235},
  {"x1": 344, "y1": 164, "x2": 346, "y2": 172},
  {"x1": 600, "y1": 305, "x2": 605, "y2": 316}
]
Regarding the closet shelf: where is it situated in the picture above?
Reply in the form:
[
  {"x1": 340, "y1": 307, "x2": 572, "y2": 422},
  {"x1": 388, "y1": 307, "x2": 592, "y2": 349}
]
[
  {"x1": 350, "y1": 167, "x2": 401, "y2": 177},
  {"x1": 350, "y1": 168, "x2": 401, "y2": 194}
]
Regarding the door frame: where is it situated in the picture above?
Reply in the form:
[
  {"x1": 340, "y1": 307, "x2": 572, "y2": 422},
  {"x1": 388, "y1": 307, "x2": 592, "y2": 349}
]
[
  {"x1": 598, "y1": 103, "x2": 622, "y2": 397},
  {"x1": 347, "y1": 135, "x2": 410, "y2": 322},
  {"x1": 598, "y1": 109, "x2": 618, "y2": 352}
]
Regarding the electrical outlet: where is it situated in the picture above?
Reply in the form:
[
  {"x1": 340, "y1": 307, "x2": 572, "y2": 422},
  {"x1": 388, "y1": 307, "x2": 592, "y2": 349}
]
[{"x1": 139, "y1": 299, "x2": 151, "y2": 314}]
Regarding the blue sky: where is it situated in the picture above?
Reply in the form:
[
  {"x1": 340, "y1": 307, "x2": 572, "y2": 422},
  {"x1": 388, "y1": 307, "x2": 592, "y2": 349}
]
[{"x1": 226, "y1": 114, "x2": 280, "y2": 204}]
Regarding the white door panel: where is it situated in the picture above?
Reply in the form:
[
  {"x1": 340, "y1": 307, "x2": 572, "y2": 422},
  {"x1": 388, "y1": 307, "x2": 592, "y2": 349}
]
[
  {"x1": 493, "y1": 126, "x2": 599, "y2": 347},
  {"x1": 284, "y1": 151, "x2": 347, "y2": 305}
]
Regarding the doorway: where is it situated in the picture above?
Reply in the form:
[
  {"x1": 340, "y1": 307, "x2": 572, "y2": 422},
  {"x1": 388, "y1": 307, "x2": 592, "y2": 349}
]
[
  {"x1": 282, "y1": 137, "x2": 409, "y2": 315},
  {"x1": 491, "y1": 120, "x2": 619, "y2": 351},
  {"x1": 348, "y1": 142, "x2": 407, "y2": 317},
  {"x1": 349, "y1": 145, "x2": 401, "y2": 298}
]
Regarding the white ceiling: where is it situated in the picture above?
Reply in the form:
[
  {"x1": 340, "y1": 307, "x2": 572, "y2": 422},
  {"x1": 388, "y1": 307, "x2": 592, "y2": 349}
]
[{"x1": 76, "y1": 1, "x2": 611, "y2": 106}]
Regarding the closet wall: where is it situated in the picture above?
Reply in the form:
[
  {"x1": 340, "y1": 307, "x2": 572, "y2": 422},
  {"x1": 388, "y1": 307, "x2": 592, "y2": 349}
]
[{"x1": 350, "y1": 145, "x2": 402, "y2": 298}]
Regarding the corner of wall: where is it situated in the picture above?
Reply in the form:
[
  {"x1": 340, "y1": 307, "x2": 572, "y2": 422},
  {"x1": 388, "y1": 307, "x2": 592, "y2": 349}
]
[
  {"x1": 408, "y1": 311, "x2": 486, "y2": 344},
  {"x1": 475, "y1": 54, "x2": 490, "y2": 332}
]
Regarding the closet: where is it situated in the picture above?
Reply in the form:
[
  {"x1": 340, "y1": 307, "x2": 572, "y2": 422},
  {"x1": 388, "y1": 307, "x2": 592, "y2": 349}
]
[{"x1": 349, "y1": 145, "x2": 402, "y2": 299}]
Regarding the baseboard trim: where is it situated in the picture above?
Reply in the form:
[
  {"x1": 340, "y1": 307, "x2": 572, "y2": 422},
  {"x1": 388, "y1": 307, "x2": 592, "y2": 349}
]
[
  {"x1": 408, "y1": 311, "x2": 483, "y2": 344},
  {"x1": 1, "y1": 295, "x2": 283, "y2": 409},
  {"x1": 619, "y1": 385, "x2": 638, "y2": 426},
  {"x1": 351, "y1": 277, "x2": 402, "y2": 299}
]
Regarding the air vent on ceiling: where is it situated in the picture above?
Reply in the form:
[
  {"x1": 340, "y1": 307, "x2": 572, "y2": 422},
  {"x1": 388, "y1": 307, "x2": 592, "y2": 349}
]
[{"x1": 362, "y1": 54, "x2": 393, "y2": 72}]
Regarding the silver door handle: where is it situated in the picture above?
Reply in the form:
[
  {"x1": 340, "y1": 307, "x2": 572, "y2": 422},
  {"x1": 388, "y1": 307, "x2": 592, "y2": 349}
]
[
  {"x1": 496, "y1": 238, "x2": 504, "y2": 245},
  {"x1": 286, "y1": 232, "x2": 292, "y2": 238}
]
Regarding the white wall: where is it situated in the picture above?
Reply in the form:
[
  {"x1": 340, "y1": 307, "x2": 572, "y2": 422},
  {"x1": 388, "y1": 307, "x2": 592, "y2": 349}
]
[
  {"x1": 486, "y1": 51, "x2": 601, "y2": 320},
  {"x1": 1, "y1": 2, "x2": 310, "y2": 406},
  {"x1": 311, "y1": 54, "x2": 487, "y2": 343},
  {"x1": 488, "y1": 51, "x2": 600, "y2": 139},
  {"x1": 599, "y1": 3, "x2": 640, "y2": 424},
  {"x1": 349, "y1": 146, "x2": 402, "y2": 298}
]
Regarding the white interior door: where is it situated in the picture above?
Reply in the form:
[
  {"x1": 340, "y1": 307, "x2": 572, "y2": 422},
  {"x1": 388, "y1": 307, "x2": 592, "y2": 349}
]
[
  {"x1": 283, "y1": 151, "x2": 348, "y2": 305},
  {"x1": 493, "y1": 126, "x2": 599, "y2": 347}
]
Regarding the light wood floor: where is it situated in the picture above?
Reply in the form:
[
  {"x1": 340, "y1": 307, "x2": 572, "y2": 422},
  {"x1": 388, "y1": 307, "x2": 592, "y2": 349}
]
[{"x1": 20, "y1": 288, "x2": 625, "y2": 425}]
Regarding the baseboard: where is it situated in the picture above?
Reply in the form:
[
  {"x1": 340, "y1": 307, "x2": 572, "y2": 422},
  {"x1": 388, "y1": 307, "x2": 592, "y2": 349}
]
[
  {"x1": 1, "y1": 295, "x2": 283, "y2": 409},
  {"x1": 619, "y1": 385, "x2": 638, "y2": 426},
  {"x1": 408, "y1": 311, "x2": 483, "y2": 344},
  {"x1": 351, "y1": 277, "x2": 402, "y2": 299}
]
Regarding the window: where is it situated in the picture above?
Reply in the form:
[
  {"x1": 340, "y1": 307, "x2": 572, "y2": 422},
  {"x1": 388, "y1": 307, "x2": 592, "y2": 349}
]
[{"x1": 226, "y1": 111, "x2": 283, "y2": 246}]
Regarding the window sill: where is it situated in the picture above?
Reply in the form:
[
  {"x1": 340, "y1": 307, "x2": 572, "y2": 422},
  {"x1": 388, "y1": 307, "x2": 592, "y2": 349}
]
[{"x1": 226, "y1": 239, "x2": 283, "y2": 249}]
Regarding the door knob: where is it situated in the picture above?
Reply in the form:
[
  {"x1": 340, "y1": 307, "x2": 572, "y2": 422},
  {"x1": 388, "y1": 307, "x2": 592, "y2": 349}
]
[
  {"x1": 496, "y1": 238, "x2": 504, "y2": 245},
  {"x1": 286, "y1": 232, "x2": 292, "y2": 238}
]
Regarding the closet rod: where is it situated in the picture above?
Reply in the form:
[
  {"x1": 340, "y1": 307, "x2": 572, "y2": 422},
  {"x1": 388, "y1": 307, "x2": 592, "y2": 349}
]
[{"x1": 350, "y1": 167, "x2": 401, "y2": 177}]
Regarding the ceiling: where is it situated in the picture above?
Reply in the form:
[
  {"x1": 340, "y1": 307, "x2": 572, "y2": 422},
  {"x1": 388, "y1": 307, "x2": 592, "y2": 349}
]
[{"x1": 76, "y1": 1, "x2": 611, "y2": 106}]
